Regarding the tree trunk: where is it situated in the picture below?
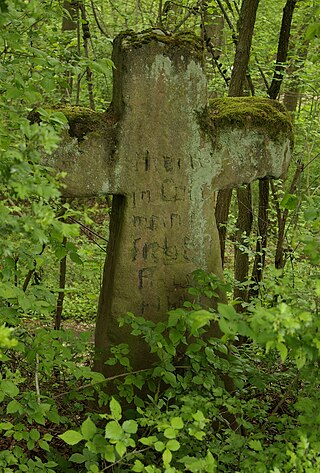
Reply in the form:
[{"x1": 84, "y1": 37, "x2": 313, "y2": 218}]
[
  {"x1": 251, "y1": 0, "x2": 298, "y2": 291},
  {"x1": 268, "y1": 0, "x2": 298, "y2": 100},
  {"x1": 215, "y1": 0, "x2": 260, "y2": 269},
  {"x1": 234, "y1": 185, "x2": 253, "y2": 309},
  {"x1": 249, "y1": 179, "x2": 269, "y2": 299}
]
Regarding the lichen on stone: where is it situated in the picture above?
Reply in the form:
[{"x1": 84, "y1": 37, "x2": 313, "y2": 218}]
[{"x1": 206, "y1": 97, "x2": 293, "y2": 143}]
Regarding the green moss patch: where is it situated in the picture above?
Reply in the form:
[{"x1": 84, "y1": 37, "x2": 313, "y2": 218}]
[
  {"x1": 207, "y1": 97, "x2": 293, "y2": 142},
  {"x1": 119, "y1": 28, "x2": 204, "y2": 60}
]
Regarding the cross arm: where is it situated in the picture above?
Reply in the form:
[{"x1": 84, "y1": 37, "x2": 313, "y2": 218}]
[
  {"x1": 203, "y1": 97, "x2": 293, "y2": 190},
  {"x1": 44, "y1": 107, "x2": 121, "y2": 197}
]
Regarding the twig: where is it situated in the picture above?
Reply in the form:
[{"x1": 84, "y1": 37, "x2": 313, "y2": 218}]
[
  {"x1": 35, "y1": 354, "x2": 41, "y2": 405},
  {"x1": 172, "y1": 0, "x2": 202, "y2": 33},
  {"x1": 216, "y1": 0, "x2": 235, "y2": 33},
  {"x1": 54, "y1": 365, "x2": 191, "y2": 399},
  {"x1": 102, "y1": 447, "x2": 150, "y2": 471},
  {"x1": 68, "y1": 216, "x2": 109, "y2": 242}
]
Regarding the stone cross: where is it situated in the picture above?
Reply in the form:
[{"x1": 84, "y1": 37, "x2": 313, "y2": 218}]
[{"x1": 48, "y1": 30, "x2": 292, "y2": 375}]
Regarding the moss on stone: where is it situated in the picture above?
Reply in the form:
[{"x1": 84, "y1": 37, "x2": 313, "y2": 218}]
[
  {"x1": 56, "y1": 106, "x2": 116, "y2": 142},
  {"x1": 57, "y1": 106, "x2": 103, "y2": 141},
  {"x1": 118, "y1": 28, "x2": 204, "y2": 60},
  {"x1": 207, "y1": 97, "x2": 293, "y2": 143}
]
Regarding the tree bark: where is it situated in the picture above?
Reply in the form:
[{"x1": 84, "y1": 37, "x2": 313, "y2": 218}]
[
  {"x1": 215, "y1": 0, "x2": 260, "y2": 268},
  {"x1": 251, "y1": 0, "x2": 298, "y2": 291},
  {"x1": 268, "y1": 0, "x2": 298, "y2": 100},
  {"x1": 234, "y1": 185, "x2": 253, "y2": 309},
  {"x1": 249, "y1": 179, "x2": 269, "y2": 299}
]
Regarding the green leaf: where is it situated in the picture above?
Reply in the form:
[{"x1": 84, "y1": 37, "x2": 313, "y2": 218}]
[
  {"x1": 69, "y1": 453, "x2": 86, "y2": 464},
  {"x1": 110, "y1": 397, "x2": 122, "y2": 421},
  {"x1": 105, "y1": 421, "x2": 123, "y2": 440},
  {"x1": 122, "y1": 419, "x2": 138, "y2": 434},
  {"x1": 192, "y1": 410, "x2": 205, "y2": 422},
  {"x1": 38, "y1": 440, "x2": 50, "y2": 452},
  {"x1": 281, "y1": 193, "x2": 298, "y2": 210},
  {"x1": 103, "y1": 445, "x2": 115, "y2": 463},
  {"x1": 81, "y1": 417, "x2": 97, "y2": 440},
  {"x1": 59, "y1": 430, "x2": 83, "y2": 445},
  {"x1": 69, "y1": 252, "x2": 83, "y2": 265},
  {"x1": 6, "y1": 399, "x2": 22, "y2": 414},
  {"x1": 132, "y1": 460, "x2": 144, "y2": 472},
  {"x1": 115, "y1": 440, "x2": 126, "y2": 458},
  {"x1": 155, "y1": 441, "x2": 165, "y2": 451},
  {"x1": 164, "y1": 428, "x2": 176, "y2": 439},
  {"x1": 139, "y1": 435, "x2": 158, "y2": 446},
  {"x1": 295, "y1": 349, "x2": 307, "y2": 369},
  {"x1": 170, "y1": 417, "x2": 184, "y2": 429},
  {"x1": 188, "y1": 310, "x2": 213, "y2": 335},
  {"x1": 30, "y1": 428, "x2": 40, "y2": 441},
  {"x1": 1, "y1": 380, "x2": 19, "y2": 397},
  {"x1": 218, "y1": 303, "x2": 237, "y2": 320},
  {"x1": 305, "y1": 22, "x2": 320, "y2": 40},
  {"x1": 218, "y1": 317, "x2": 233, "y2": 335},
  {"x1": 162, "y1": 448, "x2": 172, "y2": 465},
  {"x1": 0, "y1": 421, "x2": 13, "y2": 431},
  {"x1": 277, "y1": 342, "x2": 288, "y2": 362},
  {"x1": 89, "y1": 58, "x2": 114, "y2": 74},
  {"x1": 248, "y1": 439, "x2": 263, "y2": 451},
  {"x1": 166, "y1": 439, "x2": 180, "y2": 451}
]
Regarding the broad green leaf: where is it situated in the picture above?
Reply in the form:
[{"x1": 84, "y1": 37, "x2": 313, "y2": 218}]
[
  {"x1": 188, "y1": 309, "x2": 213, "y2": 335},
  {"x1": 115, "y1": 440, "x2": 126, "y2": 457},
  {"x1": 192, "y1": 411, "x2": 205, "y2": 422},
  {"x1": 69, "y1": 251, "x2": 83, "y2": 265},
  {"x1": 139, "y1": 435, "x2": 158, "y2": 446},
  {"x1": 81, "y1": 417, "x2": 97, "y2": 440},
  {"x1": 281, "y1": 193, "x2": 298, "y2": 210},
  {"x1": 218, "y1": 303, "x2": 237, "y2": 320},
  {"x1": 59, "y1": 430, "x2": 83, "y2": 445},
  {"x1": 110, "y1": 397, "x2": 122, "y2": 421},
  {"x1": 155, "y1": 441, "x2": 165, "y2": 451},
  {"x1": 6, "y1": 399, "x2": 22, "y2": 414},
  {"x1": 69, "y1": 453, "x2": 86, "y2": 464},
  {"x1": 105, "y1": 420, "x2": 123, "y2": 440},
  {"x1": 162, "y1": 448, "x2": 172, "y2": 465},
  {"x1": 170, "y1": 417, "x2": 184, "y2": 429},
  {"x1": 122, "y1": 419, "x2": 138, "y2": 434},
  {"x1": 164, "y1": 427, "x2": 176, "y2": 439},
  {"x1": 1, "y1": 380, "x2": 19, "y2": 397},
  {"x1": 38, "y1": 440, "x2": 50, "y2": 452},
  {"x1": 166, "y1": 439, "x2": 180, "y2": 451},
  {"x1": 103, "y1": 445, "x2": 115, "y2": 462}
]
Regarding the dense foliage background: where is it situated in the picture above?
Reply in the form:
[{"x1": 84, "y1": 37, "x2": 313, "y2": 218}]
[{"x1": 0, "y1": 0, "x2": 320, "y2": 471}]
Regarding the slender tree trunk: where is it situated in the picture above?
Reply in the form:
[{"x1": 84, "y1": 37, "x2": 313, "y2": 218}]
[
  {"x1": 234, "y1": 185, "x2": 253, "y2": 308},
  {"x1": 266, "y1": 0, "x2": 298, "y2": 271},
  {"x1": 79, "y1": 2, "x2": 95, "y2": 110},
  {"x1": 55, "y1": 236, "x2": 67, "y2": 331},
  {"x1": 249, "y1": 179, "x2": 269, "y2": 299},
  {"x1": 268, "y1": 0, "x2": 298, "y2": 100},
  {"x1": 250, "y1": 0, "x2": 298, "y2": 291},
  {"x1": 215, "y1": 0, "x2": 259, "y2": 269}
]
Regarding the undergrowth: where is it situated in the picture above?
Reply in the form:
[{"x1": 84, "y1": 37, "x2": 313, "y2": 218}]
[{"x1": 1, "y1": 269, "x2": 320, "y2": 472}]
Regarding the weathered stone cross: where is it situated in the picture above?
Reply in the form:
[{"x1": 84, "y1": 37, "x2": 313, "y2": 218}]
[{"x1": 48, "y1": 30, "x2": 292, "y2": 375}]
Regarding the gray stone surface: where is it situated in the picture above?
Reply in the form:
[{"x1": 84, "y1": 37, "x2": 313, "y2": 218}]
[{"x1": 47, "y1": 30, "x2": 292, "y2": 374}]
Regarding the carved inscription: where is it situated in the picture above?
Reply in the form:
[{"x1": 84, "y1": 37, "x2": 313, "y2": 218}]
[
  {"x1": 161, "y1": 179, "x2": 185, "y2": 201},
  {"x1": 170, "y1": 213, "x2": 181, "y2": 228},
  {"x1": 138, "y1": 267, "x2": 155, "y2": 289},
  {"x1": 133, "y1": 215, "x2": 159, "y2": 230}
]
